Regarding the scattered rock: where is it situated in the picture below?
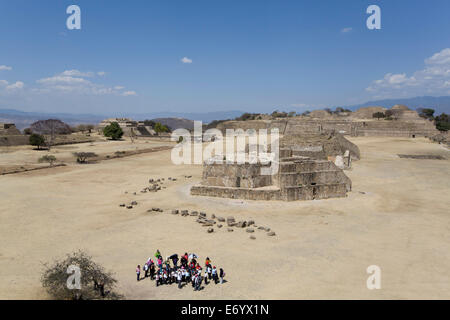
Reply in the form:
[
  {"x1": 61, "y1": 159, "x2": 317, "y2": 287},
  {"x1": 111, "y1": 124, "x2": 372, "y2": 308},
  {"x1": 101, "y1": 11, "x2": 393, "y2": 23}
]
[
  {"x1": 217, "y1": 224, "x2": 223, "y2": 228},
  {"x1": 246, "y1": 228, "x2": 254, "y2": 233},
  {"x1": 131, "y1": 201, "x2": 138, "y2": 206},
  {"x1": 250, "y1": 235, "x2": 256, "y2": 240},
  {"x1": 217, "y1": 216, "x2": 225, "y2": 222},
  {"x1": 248, "y1": 220, "x2": 255, "y2": 226},
  {"x1": 207, "y1": 228, "x2": 214, "y2": 233},
  {"x1": 265, "y1": 227, "x2": 271, "y2": 232},
  {"x1": 171, "y1": 210, "x2": 179, "y2": 215},
  {"x1": 190, "y1": 211, "x2": 198, "y2": 216},
  {"x1": 126, "y1": 205, "x2": 133, "y2": 209},
  {"x1": 227, "y1": 216, "x2": 235, "y2": 226},
  {"x1": 211, "y1": 214, "x2": 216, "y2": 219},
  {"x1": 199, "y1": 212, "x2": 206, "y2": 217},
  {"x1": 236, "y1": 221, "x2": 247, "y2": 228},
  {"x1": 227, "y1": 228, "x2": 234, "y2": 232},
  {"x1": 119, "y1": 204, "x2": 126, "y2": 207},
  {"x1": 258, "y1": 226, "x2": 265, "y2": 230},
  {"x1": 267, "y1": 231, "x2": 276, "y2": 236}
]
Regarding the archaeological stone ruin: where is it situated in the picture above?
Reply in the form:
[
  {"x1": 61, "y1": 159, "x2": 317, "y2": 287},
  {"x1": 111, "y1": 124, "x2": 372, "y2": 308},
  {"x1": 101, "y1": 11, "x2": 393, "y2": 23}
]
[
  {"x1": 98, "y1": 118, "x2": 156, "y2": 137},
  {"x1": 216, "y1": 105, "x2": 439, "y2": 138},
  {"x1": 0, "y1": 123, "x2": 28, "y2": 146},
  {"x1": 191, "y1": 132, "x2": 357, "y2": 202}
]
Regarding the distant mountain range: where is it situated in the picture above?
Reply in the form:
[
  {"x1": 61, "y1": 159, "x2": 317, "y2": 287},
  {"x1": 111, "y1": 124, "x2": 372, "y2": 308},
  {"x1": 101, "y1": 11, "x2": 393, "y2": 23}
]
[
  {"x1": 342, "y1": 96, "x2": 450, "y2": 114},
  {"x1": 0, "y1": 109, "x2": 244, "y2": 129},
  {"x1": 1, "y1": 96, "x2": 449, "y2": 130}
]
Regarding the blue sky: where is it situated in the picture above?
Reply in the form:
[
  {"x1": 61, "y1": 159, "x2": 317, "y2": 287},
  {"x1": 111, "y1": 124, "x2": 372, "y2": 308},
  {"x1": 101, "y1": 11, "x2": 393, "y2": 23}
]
[{"x1": 0, "y1": 0, "x2": 449, "y2": 115}]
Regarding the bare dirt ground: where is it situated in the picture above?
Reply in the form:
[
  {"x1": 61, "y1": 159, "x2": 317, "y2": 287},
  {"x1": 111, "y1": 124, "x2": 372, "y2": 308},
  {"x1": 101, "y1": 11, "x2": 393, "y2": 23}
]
[
  {"x1": 0, "y1": 135, "x2": 172, "y2": 174},
  {"x1": 0, "y1": 136, "x2": 449, "y2": 299}
]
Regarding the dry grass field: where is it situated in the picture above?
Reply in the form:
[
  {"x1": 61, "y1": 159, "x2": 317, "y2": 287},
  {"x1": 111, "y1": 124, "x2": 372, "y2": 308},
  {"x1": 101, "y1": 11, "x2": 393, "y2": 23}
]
[{"x1": 0, "y1": 136, "x2": 449, "y2": 299}]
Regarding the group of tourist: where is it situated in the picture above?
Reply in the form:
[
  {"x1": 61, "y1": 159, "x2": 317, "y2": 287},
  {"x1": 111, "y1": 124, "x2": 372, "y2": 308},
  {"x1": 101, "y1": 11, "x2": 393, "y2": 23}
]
[{"x1": 136, "y1": 250, "x2": 226, "y2": 291}]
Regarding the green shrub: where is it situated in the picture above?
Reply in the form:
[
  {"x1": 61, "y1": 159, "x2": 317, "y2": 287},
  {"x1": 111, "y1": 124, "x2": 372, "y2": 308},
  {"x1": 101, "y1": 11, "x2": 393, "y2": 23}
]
[
  {"x1": 103, "y1": 122, "x2": 124, "y2": 140},
  {"x1": 29, "y1": 134, "x2": 46, "y2": 150},
  {"x1": 154, "y1": 122, "x2": 170, "y2": 133},
  {"x1": 38, "y1": 155, "x2": 57, "y2": 166},
  {"x1": 435, "y1": 113, "x2": 449, "y2": 131},
  {"x1": 372, "y1": 112, "x2": 385, "y2": 120}
]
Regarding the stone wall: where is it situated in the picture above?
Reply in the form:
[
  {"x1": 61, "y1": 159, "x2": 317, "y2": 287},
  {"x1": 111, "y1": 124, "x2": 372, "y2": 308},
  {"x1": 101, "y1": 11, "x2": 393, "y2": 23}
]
[
  {"x1": 0, "y1": 135, "x2": 29, "y2": 146},
  {"x1": 191, "y1": 185, "x2": 282, "y2": 201},
  {"x1": 216, "y1": 117, "x2": 439, "y2": 138},
  {"x1": 201, "y1": 162, "x2": 273, "y2": 188},
  {"x1": 190, "y1": 182, "x2": 347, "y2": 201},
  {"x1": 0, "y1": 123, "x2": 21, "y2": 135}
]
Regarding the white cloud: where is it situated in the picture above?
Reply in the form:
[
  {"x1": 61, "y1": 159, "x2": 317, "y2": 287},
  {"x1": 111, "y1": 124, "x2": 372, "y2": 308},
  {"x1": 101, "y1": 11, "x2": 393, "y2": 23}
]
[
  {"x1": 122, "y1": 91, "x2": 137, "y2": 96},
  {"x1": 37, "y1": 75, "x2": 91, "y2": 86},
  {"x1": 0, "y1": 80, "x2": 8, "y2": 86},
  {"x1": 0, "y1": 65, "x2": 12, "y2": 71},
  {"x1": 97, "y1": 71, "x2": 106, "y2": 76},
  {"x1": 6, "y1": 81, "x2": 24, "y2": 90},
  {"x1": 425, "y1": 48, "x2": 450, "y2": 65},
  {"x1": 181, "y1": 57, "x2": 193, "y2": 64},
  {"x1": 60, "y1": 69, "x2": 95, "y2": 77},
  {"x1": 341, "y1": 27, "x2": 353, "y2": 33},
  {"x1": 35, "y1": 70, "x2": 133, "y2": 96},
  {"x1": 366, "y1": 48, "x2": 450, "y2": 97}
]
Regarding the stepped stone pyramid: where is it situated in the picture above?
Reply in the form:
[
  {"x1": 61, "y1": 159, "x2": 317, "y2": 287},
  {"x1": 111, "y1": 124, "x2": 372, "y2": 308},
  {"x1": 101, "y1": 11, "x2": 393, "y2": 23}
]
[{"x1": 191, "y1": 149, "x2": 352, "y2": 202}]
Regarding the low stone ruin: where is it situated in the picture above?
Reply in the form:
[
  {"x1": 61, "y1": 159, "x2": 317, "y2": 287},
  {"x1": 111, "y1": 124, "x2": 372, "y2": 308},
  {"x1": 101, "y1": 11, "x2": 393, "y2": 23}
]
[
  {"x1": 216, "y1": 105, "x2": 439, "y2": 138},
  {"x1": 0, "y1": 123, "x2": 29, "y2": 146},
  {"x1": 98, "y1": 118, "x2": 156, "y2": 136},
  {"x1": 191, "y1": 149, "x2": 352, "y2": 202}
]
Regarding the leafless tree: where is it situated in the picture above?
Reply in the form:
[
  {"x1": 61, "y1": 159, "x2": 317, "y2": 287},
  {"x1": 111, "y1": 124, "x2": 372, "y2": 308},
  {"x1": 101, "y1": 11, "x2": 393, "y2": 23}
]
[
  {"x1": 41, "y1": 250, "x2": 123, "y2": 300},
  {"x1": 73, "y1": 152, "x2": 98, "y2": 163}
]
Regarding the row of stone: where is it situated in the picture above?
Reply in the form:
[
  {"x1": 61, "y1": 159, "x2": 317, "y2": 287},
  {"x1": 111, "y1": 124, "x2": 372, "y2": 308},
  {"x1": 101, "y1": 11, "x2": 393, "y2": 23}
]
[
  {"x1": 124, "y1": 176, "x2": 179, "y2": 197},
  {"x1": 119, "y1": 200, "x2": 139, "y2": 209},
  {"x1": 170, "y1": 209, "x2": 276, "y2": 238}
]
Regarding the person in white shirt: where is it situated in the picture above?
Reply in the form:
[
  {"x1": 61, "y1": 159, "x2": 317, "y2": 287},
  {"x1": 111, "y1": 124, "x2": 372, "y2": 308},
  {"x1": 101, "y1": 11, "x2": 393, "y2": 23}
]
[
  {"x1": 212, "y1": 266, "x2": 218, "y2": 284},
  {"x1": 184, "y1": 269, "x2": 190, "y2": 284},
  {"x1": 177, "y1": 270, "x2": 183, "y2": 289},
  {"x1": 207, "y1": 265, "x2": 212, "y2": 280},
  {"x1": 143, "y1": 263, "x2": 149, "y2": 278},
  {"x1": 204, "y1": 268, "x2": 209, "y2": 285}
]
